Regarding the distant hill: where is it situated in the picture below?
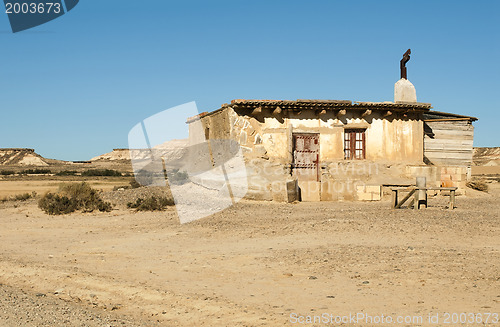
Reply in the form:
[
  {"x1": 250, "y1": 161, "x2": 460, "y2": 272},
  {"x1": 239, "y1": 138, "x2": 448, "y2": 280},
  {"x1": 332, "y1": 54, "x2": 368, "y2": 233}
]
[
  {"x1": 0, "y1": 148, "x2": 50, "y2": 166},
  {"x1": 91, "y1": 148, "x2": 131, "y2": 162},
  {"x1": 473, "y1": 147, "x2": 500, "y2": 166},
  {"x1": 91, "y1": 139, "x2": 188, "y2": 163}
]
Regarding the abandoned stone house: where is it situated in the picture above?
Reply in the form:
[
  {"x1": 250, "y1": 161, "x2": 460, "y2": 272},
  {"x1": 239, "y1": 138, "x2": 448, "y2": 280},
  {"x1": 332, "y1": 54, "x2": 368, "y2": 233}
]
[{"x1": 186, "y1": 76, "x2": 477, "y2": 202}]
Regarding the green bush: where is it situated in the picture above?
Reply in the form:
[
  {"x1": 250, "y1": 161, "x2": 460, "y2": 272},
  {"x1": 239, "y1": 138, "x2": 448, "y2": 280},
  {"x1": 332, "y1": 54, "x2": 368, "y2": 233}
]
[
  {"x1": 21, "y1": 169, "x2": 51, "y2": 175},
  {"x1": 81, "y1": 169, "x2": 122, "y2": 177},
  {"x1": 38, "y1": 182, "x2": 112, "y2": 215},
  {"x1": 0, "y1": 170, "x2": 15, "y2": 176},
  {"x1": 127, "y1": 196, "x2": 174, "y2": 211},
  {"x1": 55, "y1": 170, "x2": 78, "y2": 176}
]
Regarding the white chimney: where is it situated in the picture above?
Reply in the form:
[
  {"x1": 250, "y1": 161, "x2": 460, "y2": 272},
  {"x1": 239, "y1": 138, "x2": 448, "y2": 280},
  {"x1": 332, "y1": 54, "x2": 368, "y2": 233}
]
[{"x1": 394, "y1": 78, "x2": 417, "y2": 102}]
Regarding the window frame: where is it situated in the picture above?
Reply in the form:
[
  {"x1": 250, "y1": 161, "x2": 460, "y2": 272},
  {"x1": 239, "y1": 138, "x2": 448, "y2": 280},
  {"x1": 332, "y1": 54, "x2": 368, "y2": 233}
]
[{"x1": 344, "y1": 129, "x2": 366, "y2": 160}]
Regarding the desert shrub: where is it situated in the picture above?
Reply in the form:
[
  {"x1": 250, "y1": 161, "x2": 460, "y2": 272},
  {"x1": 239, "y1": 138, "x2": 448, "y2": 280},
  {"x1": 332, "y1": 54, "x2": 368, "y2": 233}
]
[
  {"x1": 38, "y1": 193, "x2": 76, "y2": 215},
  {"x1": 168, "y1": 169, "x2": 189, "y2": 185},
  {"x1": 111, "y1": 178, "x2": 143, "y2": 191},
  {"x1": 0, "y1": 192, "x2": 36, "y2": 203},
  {"x1": 56, "y1": 170, "x2": 78, "y2": 176},
  {"x1": 127, "y1": 196, "x2": 174, "y2": 211},
  {"x1": 14, "y1": 192, "x2": 34, "y2": 201},
  {"x1": 38, "y1": 182, "x2": 112, "y2": 215},
  {"x1": 466, "y1": 180, "x2": 488, "y2": 192},
  {"x1": 59, "y1": 182, "x2": 112, "y2": 212},
  {"x1": 133, "y1": 170, "x2": 158, "y2": 186},
  {"x1": 113, "y1": 178, "x2": 142, "y2": 191},
  {"x1": 129, "y1": 179, "x2": 142, "y2": 189},
  {"x1": 21, "y1": 169, "x2": 51, "y2": 175},
  {"x1": 0, "y1": 170, "x2": 15, "y2": 176},
  {"x1": 81, "y1": 169, "x2": 122, "y2": 177}
]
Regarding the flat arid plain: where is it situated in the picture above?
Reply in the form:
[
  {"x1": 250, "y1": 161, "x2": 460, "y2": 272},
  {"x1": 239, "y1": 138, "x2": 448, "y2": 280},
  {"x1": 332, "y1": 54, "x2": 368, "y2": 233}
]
[{"x1": 0, "y1": 149, "x2": 499, "y2": 326}]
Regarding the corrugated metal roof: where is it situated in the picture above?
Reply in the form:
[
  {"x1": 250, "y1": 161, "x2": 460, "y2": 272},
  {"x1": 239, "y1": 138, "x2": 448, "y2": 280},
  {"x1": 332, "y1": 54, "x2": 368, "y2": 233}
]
[{"x1": 424, "y1": 110, "x2": 478, "y2": 121}]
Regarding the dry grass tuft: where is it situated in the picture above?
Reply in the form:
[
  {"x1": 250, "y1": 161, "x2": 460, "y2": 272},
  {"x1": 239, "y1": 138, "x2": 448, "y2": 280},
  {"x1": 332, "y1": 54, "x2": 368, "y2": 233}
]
[
  {"x1": 127, "y1": 196, "x2": 175, "y2": 211},
  {"x1": 466, "y1": 179, "x2": 489, "y2": 192},
  {"x1": 0, "y1": 192, "x2": 37, "y2": 203}
]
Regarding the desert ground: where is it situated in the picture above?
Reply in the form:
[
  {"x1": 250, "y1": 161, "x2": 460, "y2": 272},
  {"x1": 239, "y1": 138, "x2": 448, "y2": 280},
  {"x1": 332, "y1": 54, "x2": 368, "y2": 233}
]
[
  {"x1": 0, "y1": 148, "x2": 499, "y2": 326},
  {"x1": 0, "y1": 181, "x2": 499, "y2": 326}
]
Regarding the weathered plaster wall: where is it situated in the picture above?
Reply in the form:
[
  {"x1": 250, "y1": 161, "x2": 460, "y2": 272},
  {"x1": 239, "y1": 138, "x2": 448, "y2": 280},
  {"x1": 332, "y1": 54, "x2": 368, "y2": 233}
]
[
  {"x1": 366, "y1": 112, "x2": 423, "y2": 163},
  {"x1": 245, "y1": 110, "x2": 424, "y2": 164}
]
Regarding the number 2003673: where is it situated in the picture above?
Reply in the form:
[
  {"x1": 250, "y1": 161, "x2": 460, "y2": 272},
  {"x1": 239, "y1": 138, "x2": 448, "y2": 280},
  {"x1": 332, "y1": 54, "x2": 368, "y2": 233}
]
[{"x1": 5, "y1": 2, "x2": 62, "y2": 14}]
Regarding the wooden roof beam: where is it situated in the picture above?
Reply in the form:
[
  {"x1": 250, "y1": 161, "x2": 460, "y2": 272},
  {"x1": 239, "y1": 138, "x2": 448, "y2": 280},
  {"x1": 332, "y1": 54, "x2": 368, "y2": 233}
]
[
  {"x1": 337, "y1": 109, "x2": 347, "y2": 118},
  {"x1": 361, "y1": 109, "x2": 372, "y2": 117},
  {"x1": 251, "y1": 106, "x2": 262, "y2": 115}
]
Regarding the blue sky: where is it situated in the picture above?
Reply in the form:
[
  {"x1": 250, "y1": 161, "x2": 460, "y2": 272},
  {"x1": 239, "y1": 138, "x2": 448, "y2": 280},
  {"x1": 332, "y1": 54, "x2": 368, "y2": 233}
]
[{"x1": 0, "y1": 0, "x2": 498, "y2": 161}]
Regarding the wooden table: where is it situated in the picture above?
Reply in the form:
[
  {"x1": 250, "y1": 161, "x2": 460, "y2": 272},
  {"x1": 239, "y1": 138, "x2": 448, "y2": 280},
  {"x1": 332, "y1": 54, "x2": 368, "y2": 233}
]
[{"x1": 391, "y1": 187, "x2": 457, "y2": 210}]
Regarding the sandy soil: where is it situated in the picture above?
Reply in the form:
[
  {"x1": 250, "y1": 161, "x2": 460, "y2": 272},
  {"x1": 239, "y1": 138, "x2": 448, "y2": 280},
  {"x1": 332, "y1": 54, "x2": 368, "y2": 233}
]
[
  {"x1": 0, "y1": 190, "x2": 499, "y2": 326},
  {"x1": 472, "y1": 166, "x2": 500, "y2": 176}
]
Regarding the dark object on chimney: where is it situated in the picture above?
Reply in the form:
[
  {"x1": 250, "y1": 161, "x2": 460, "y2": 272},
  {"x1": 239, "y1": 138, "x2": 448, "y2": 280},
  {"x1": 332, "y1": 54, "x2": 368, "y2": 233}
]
[{"x1": 400, "y1": 49, "x2": 411, "y2": 80}]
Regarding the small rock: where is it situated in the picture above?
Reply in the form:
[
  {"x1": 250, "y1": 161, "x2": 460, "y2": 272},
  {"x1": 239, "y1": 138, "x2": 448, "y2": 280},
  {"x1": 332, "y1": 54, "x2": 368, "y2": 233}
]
[
  {"x1": 308, "y1": 276, "x2": 318, "y2": 280},
  {"x1": 54, "y1": 288, "x2": 64, "y2": 295}
]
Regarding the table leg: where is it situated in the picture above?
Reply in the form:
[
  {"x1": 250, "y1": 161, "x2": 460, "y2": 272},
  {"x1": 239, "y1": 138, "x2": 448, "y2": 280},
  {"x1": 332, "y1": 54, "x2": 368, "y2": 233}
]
[{"x1": 392, "y1": 190, "x2": 398, "y2": 209}]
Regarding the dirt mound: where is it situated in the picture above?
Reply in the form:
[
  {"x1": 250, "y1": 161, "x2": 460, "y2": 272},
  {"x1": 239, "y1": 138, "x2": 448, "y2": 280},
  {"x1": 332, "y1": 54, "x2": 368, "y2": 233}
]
[
  {"x1": 0, "y1": 148, "x2": 49, "y2": 167},
  {"x1": 473, "y1": 147, "x2": 500, "y2": 166}
]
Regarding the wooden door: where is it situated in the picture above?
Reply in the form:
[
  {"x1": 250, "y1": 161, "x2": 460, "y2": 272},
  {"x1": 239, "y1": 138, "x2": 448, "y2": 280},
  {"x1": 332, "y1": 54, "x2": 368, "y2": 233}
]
[{"x1": 293, "y1": 133, "x2": 320, "y2": 181}]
